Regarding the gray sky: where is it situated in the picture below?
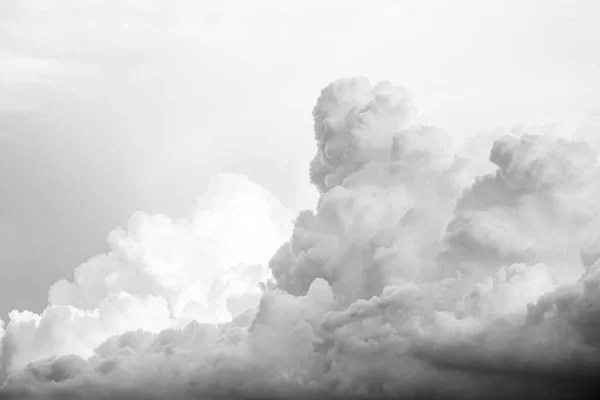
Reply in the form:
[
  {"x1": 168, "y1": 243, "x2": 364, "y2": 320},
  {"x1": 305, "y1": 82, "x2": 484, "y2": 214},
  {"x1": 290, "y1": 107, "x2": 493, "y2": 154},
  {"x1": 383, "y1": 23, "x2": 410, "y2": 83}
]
[{"x1": 1, "y1": 0, "x2": 599, "y2": 319}]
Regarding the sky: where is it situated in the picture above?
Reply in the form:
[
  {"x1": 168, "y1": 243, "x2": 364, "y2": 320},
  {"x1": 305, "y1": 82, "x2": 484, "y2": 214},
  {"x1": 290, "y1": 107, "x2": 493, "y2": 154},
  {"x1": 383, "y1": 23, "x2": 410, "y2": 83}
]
[
  {"x1": 1, "y1": 0, "x2": 599, "y2": 319},
  {"x1": 1, "y1": 1, "x2": 600, "y2": 398},
  {"x1": 0, "y1": 0, "x2": 597, "y2": 317}
]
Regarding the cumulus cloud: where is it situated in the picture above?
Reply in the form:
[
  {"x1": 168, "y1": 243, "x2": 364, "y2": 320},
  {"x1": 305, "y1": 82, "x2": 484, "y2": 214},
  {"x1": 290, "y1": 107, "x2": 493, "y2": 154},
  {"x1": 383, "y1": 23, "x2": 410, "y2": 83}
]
[
  {"x1": 0, "y1": 173, "x2": 292, "y2": 381},
  {"x1": 2, "y1": 77, "x2": 600, "y2": 400}
]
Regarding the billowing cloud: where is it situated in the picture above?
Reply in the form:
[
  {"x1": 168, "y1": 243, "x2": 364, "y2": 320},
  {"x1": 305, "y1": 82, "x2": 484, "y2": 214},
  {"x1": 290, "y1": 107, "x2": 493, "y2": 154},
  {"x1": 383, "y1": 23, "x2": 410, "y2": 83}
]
[
  {"x1": 0, "y1": 173, "x2": 293, "y2": 381},
  {"x1": 2, "y1": 77, "x2": 600, "y2": 400}
]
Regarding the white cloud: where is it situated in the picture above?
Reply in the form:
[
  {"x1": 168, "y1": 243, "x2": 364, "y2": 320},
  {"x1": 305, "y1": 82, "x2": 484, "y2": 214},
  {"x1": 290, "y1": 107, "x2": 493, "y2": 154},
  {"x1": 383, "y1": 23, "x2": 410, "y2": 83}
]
[
  {"x1": 2, "y1": 77, "x2": 600, "y2": 399},
  {"x1": 2, "y1": 1, "x2": 600, "y2": 398}
]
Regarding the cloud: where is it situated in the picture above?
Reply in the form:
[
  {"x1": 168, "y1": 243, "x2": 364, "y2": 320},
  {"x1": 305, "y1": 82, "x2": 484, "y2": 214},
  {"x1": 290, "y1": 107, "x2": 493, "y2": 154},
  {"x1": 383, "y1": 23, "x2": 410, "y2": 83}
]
[
  {"x1": 2, "y1": 77, "x2": 600, "y2": 400},
  {"x1": 438, "y1": 131, "x2": 600, "y2": 285},
  {"x1": 0, "y1": 172, "x2": 292, "y2": 380},
  {"x1": 276, "y1": 78, "x2": 463, "y2": 302}
]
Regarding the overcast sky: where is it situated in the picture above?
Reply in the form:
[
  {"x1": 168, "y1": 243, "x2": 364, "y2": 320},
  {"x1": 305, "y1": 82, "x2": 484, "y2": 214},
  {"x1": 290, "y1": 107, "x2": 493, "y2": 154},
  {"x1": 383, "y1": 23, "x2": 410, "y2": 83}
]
[{"x1": 1, "y1": 0, "x2": 599, "y2": 319}]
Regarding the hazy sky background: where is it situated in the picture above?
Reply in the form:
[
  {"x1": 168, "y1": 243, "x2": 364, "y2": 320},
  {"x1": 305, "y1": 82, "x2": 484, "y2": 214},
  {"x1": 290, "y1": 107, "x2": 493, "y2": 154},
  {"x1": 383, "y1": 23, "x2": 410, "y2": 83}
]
[{"x1": 1, "y1": 0, "x2": 599, "y2": 319}]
